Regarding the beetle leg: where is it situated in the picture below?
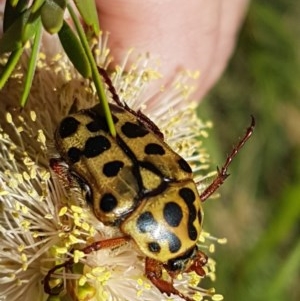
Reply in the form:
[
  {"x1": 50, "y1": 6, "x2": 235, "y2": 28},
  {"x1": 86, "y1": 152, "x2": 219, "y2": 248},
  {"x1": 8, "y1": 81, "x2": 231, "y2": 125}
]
[
  {"x1": 185, "y1": 250, "x2": 208, "y2": 276},
  {"x1": 50, "y1": 158, "x2": 73, "y2": 185},
  {"x1": 200, "y1": 116, "x2": 255, "y2": 202},
  {"x1": 50, "y1": 158, "x2": 93, "y2": 204},
  {"x1": 44, "y1": 236, "x2": 130, "y2": 295},
  {"x1": 145, "y1": 257, "x2": 194, "y2": 301}
]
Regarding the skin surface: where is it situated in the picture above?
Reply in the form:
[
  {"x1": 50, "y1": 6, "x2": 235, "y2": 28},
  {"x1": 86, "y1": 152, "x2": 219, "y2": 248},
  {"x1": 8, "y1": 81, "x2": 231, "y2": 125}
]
[
  {"x1": 0, "y1": 0, "x2": 249, "y2": 101},
  {"x1": 95, "y1": 0, "x2": 250, "y2": 101}
]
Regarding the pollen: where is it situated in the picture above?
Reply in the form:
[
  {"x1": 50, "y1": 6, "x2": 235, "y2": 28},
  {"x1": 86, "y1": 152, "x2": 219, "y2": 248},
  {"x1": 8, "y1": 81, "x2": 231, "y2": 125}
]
[
  {"x1": 209, "y1": 244, "x2": 215, "y2": 253},
  {"x1": 212, "y1": 294, "x2": 224, "y2": 301},
  {"x1": 0, "y1": 189, "x2": 9, "y2": 196},
  {"x1": 81, "y1": 221, "x2": 90, "y2": 231},
  {"x1": 37, "y1": 129, "x2": 46, "y2": 146},
  {"x1": 59, "y1": 206, "x2": 68, "y2": 216},
  {"x1": 217, "y1": 238, "x2": 227, "y2": 244},
  {"x1": 23, "y1": 157, "x2": 35, "y2": 167},
  {"x1": 188, "y1": 271, "x2": 201, "y2": 287},
  {"x1": 71, "y1": 205, "x2": 83, "y2": 214},
  {"x1": 21, "y1": 205, "x2": 29, "y2": 214},
  {"x1": 20, "y1": 220, "x2": 31, "y2": 229},
  {"x1": 22, "y1": 171, "x2": 30, "y2": 181},
  {"x1": 56, "y1": 247, "x2": 68, "y2": 255},
  {"x1": 44, "y1": 213, "x2": 53, "y2": 219},
  {"x1": 79, "y1": 275, "x2": 87, "y2": 286},
  {"x1": 74, "y1": 250, "x2": 85, "y2": 263},
  {"x1": 96, "y1": 271, "x2": 111, "y2": 283},
  {"x1": 69, "y1": 234, "x2": 80, "y2": 244},
  {"x1": 6, "y1": 112, "x2": 13, "y2": 124},
  {"x1": 193, "y1": 292, "x2": 203, "y2": 301},
  {"x1": 137, "y1": 278, "x2": 143, "y2": 286},
  {"x1": 21, "y1": 253, "x2": 28, "y2": 263},
  {"x1": 30, "y1": 110, "x2": 37, "y2": 122}
]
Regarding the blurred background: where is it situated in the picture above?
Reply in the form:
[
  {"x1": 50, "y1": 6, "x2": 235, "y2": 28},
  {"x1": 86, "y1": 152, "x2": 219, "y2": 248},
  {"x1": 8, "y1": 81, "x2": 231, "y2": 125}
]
[{"x1": 198, "y1": 1, "x2": 300, "y2": 301}]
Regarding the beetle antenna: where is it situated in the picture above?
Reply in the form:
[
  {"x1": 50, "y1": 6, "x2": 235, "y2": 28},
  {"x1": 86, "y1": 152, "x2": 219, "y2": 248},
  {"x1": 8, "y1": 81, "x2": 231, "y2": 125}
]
[
  {"x1": 199, "y1": 116, "x2": 255, "y2": 202},
  {"x1": 98, "y1": 67, "x2": 124, "y2": 107}
]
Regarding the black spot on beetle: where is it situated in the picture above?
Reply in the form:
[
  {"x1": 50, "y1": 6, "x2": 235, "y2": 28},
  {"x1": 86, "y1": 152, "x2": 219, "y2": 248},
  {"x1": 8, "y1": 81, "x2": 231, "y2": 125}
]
[
  {"x1": 136, "y1": 211, "x2": 157, "y2": 233},
  {"x1": 84, "y1": 135, "x2": 111, "y2": 158},
  {"x1": 179, "y1": 187, "x2": 198, "y2": 241},
  {"x1": 86, "y1": 118, "x2": 108, "y2": 132},
  {"x1": 58, "y1": 117, "x2": 80, "y2": 139},
  {"x1": 86, "y1": 115, "x2": 119, "y2": 133},
  {"x1": 163, "y1": 202, "x2": 183, "y2": 227},
  {"x1": 177, "y1": 158, "x2": 192, "y2": 173},
  {"x1": 100, "y1": 193, "x2": 117, "y2": 212},
  {"x1": 187, "y1": 225, "x2": 198, "y2": 241},
  {"x1": 179, "y1": 187, "x2": 196, "y2": 204},
  {"x1": 148, "y1": 242, "x2": 161, "y2": 253},
  {"x1": 112, "y1": 114, "x2": 119, "y2": 124},
  {"x1": 67, "y1": 147, "x2": 82, "y2": 164},
  {"x1": 144, "y1": 143, "x2": 165, "y2": 155},
  {"x1": 103, "y1": 160, "x2": 124, "y2": 177},
  {"x1": 121, "y1": 121, "x2": 149, "y2": 138},
  {"x1": 198, "y1": 209, "x2": 203, "y2": 225},
  {"x1": 168, "y1": 233, "x2": 182, "y2": 253}
]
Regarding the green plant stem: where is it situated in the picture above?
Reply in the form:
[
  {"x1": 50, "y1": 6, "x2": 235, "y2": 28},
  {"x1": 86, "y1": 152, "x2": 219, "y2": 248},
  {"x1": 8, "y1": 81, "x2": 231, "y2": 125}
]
[{"x1": 67, "y1": 3, "x2": 116, "y2": 137}]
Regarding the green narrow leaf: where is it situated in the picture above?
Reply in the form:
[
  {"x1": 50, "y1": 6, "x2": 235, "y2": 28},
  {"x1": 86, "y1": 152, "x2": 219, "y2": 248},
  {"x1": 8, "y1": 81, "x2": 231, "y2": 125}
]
[
  {"x1": 31, "y1": 0, "x2": 46, "y2": 13},
  {"x1": 4, "y1": 0, "x2": 29, "y2": 32},
  {"x1": 58, "y1": 21, "x2": 91, "y2": 78},
  {"x1": 67, "y1": 3, "x2": 116, "y2": 137},
  {"x1": 41, "y1": 0, "x2": 66, "y2": 34},
  {"x1": 74, "y1": 0, "x2": 100, "y2": 35},
  {"x1": 9, "y1": 0, "x2": 21, "y2": 7},
  {"x1": 0, "y1": 47, "x2": 24, "y2": 89},
  {"x1": 0, "y1": 9, "x2": 31, "y2": 54},
  {"x1": 1, "y1": 4, "x2": 42, "y2": 55},
  {"x1": 22, "y1": 10, "x2": 42, "y2": 43},
  {"x1": 20, "y1": 20, "x2": 42, "y2": 107},
  {"x1": 266, "y1": 240, "x2": 300, "y2": 299}
]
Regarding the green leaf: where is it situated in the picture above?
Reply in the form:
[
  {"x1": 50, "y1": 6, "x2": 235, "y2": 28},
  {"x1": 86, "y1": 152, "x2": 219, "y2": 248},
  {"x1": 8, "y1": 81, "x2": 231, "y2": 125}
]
[
  {"x1": 22, "y1": 10, "x2": 41, "y2": 44},
  {"x1": 67, "y1": 3, "x2": 116, "y2": 137},
  {"x1": 20, "y1": 20, "x2": 42, "y2": 107},
  {"x1": 41, "y1": 0, "x2": 66, "y2": 34},
  {"x1": 74, "y1": 0, "x2": 100, "y2": 35},
  {"x1": 58, "y1": 21, "x2": 91, "y2": 78},
  {"x1": 266, "y1": 240, "x2": 300, "y2": 299},
  {"x1": 0, "y1": 9, "x2": 30, "y2": 54},
  {"x1": 31, "y1": 0, "x2": 46, "y2": 13},
  {"x1": 4, "y1": 0, "x2": 29, "y2": 32},
  {"x1": 9, "y1": 0, "x2": 20, "y2": 7},
  {"x1": 0, "y1": 47, "x2": 24, "y2": 89}
]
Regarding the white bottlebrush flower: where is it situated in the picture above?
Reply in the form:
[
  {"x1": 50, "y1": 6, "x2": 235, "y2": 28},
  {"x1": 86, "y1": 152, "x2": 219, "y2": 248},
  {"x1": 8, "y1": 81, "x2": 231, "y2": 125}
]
[{"x1": 0, "y1": 34, "x2": 224, "y2": 301}]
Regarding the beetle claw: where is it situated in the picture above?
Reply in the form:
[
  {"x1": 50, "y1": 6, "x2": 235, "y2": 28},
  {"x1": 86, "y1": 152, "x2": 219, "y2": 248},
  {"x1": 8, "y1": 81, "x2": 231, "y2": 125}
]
[{"x1": 146, "y1": 257, "x2": 198, "y2": 301}]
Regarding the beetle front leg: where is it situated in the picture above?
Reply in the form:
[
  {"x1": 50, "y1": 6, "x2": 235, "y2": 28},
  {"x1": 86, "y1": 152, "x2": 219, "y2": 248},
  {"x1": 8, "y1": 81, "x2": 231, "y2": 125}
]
[
  {"x1": 186, "y1": 250, "x2": 208, "y2": 276},
  {"x1": 145, "y1": 257, "x2": 194, "y2": 301}
]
